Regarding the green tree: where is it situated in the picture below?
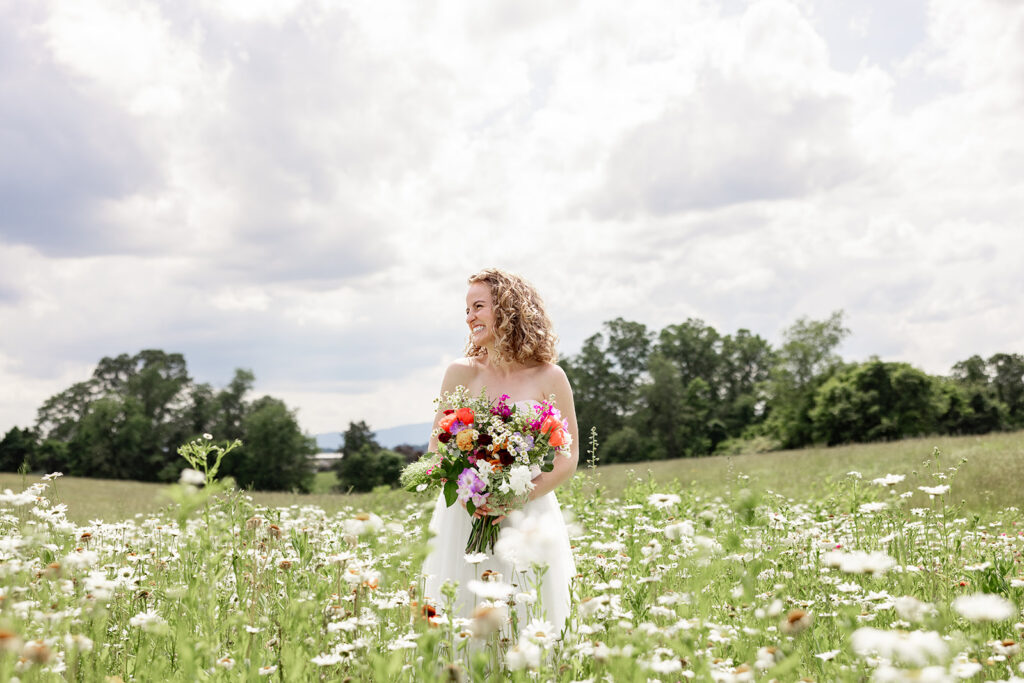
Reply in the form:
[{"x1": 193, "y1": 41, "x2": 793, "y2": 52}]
[
  {"x1": 657, "y1": 319, "x2": 722, "y2": 389},
  {"x1": 36, "y1": 381, "x2": 96, "y2": 442},
  {"x1": 943, "y1": 355, "x2": 1006, "y2": 434},
  {"x1": 632, "y1": 353, "x2": 715, "y2": 459},
  {"x1": 936, "y1": 380, "x2": 1004, "y2": 435},
  {"x1": 560, "y1": 318, "x2": 653, "y2": 441},
  {"x1": 649, "y1": 319, "x2": 770, "y2": 452},
  {"x1": 0, "y1": 427, "x2": 37, "y2": 472},
  {"x1": 221, "y1": 396, "x2": 315, "y2": 492},
  {"x1": 37, "y1": 350, "x2": 194, "y2": 480},
  {"x1": 35, "y1": 440, "x2": 70, "y2": 474},
  {"x1": 988, "y1": 352, "x2": 1024, "y2": 427},
  {"x1": 335, "y1": 443, "x2": 404, "y2": 492},
  {"x1": 213, "y1": 369, "x2": 255, "y2": 441},
  {"x1": 951, "y1": 355, "x2": 989, "y2": 385},
  {"x1": 67, "y1": 396, "x2": 151, "y2": 479},
  {"x1": 810, "y1": 360, "x2": 940, "y2": 445},
  {"x1": 32, "y1": 352, "x2": 312, "y2": 489},
  {"x1": 715, "y1": 329, "x2": 775, "y2": 438},
  {"x1": 339, "y1": 420, "x2": 380, "y2": 458},
  {"x1": 766, "y1": 311, "x2": 849, "y2": 448},
  {"x1": 600, "y1": 426, "x2": 658, "y2": 464}
]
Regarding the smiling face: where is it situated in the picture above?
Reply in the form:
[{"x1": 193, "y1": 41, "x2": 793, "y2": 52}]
[{"x1": 466, "y1": 281, "x2": 496, "y2": 347}]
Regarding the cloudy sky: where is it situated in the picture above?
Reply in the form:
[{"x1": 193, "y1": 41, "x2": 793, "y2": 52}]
[{"x1": 2, "y1": 0, "x2": 1022, "y2": 437}]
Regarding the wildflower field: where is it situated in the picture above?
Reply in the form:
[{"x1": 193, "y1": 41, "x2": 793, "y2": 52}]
[{"x1": 1, "y1": 440, "x2": 1023, "y2": 681}]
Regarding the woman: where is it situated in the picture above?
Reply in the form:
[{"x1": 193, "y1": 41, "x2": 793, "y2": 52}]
[{"x1": 421, "y1": 267, "x2": 579, "y2": 633}]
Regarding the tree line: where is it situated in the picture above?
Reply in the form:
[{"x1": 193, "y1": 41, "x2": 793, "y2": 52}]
[
  {"x1": 559, "y1": 312, "x2": 1024, "y2": 463},
  {"x1": 0, "y1": 350, "x2": 316, "y2": 491},
  {"x1": 3, "y1": 320, "x2": 1020, "y2": 487}
]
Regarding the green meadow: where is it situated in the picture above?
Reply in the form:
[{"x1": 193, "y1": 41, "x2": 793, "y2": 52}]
[
  {"x1": 2, "y1": 430, "x2": 1023, "y2": 681},
  {"x1": 5, "y1": 430, "x2": 1021, "y2": 524}
]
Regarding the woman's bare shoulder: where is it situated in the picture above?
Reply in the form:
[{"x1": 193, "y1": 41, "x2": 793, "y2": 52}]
[
  {"x1": 440, "y1": 357, "x2": 478, "y2": 388},
  {"x1": 535, "y1": 361, "x2": 571, "y2": 393}
]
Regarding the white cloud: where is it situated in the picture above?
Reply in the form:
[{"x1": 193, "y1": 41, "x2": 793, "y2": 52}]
[{"x1": 1, "y1": 0, "x2": 1023, "y2": 436}]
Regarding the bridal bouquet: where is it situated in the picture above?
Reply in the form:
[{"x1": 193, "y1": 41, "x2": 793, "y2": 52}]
[{"x1": 400, "y1": 385, "x2": 573, "y2": 553}]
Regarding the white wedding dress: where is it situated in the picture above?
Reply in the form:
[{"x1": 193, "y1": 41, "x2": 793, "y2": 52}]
[{"x1": 421, "y1": 400, "x2": 577, "y2": 633}]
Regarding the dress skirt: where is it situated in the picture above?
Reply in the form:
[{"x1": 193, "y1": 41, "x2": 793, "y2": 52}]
[{"x1": 421, "y1": 488, "x2": 577, "y2": 632}]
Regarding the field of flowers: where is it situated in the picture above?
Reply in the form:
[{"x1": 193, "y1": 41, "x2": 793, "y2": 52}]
[{"x1": 1, "y1": 440, "x2": 1023, "y2": 681}]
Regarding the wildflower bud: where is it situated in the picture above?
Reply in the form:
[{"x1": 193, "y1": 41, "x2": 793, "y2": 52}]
[
  {"x1": 22, "y1": 639, "x2": 52, "y2": 664},
  {"x1": 781, "y1": 609, "x2": 812, "y2": 635},
  {"x1": 0, "y1": 628, "x2": 23, "y2": 653},
  {"x1": 469, "y1": 605, "x2": 507, "y2": 638},
  {"x1": 443, "y1": 663, "x2": 466, "y2": 682}
]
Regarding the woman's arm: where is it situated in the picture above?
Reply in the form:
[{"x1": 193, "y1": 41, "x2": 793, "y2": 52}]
[
  {"x1": 427, "y1": 360, "x2": 473, "y2": 453},
  {"x1": 526, "y1": 364, "x2": 579, "y2": 500}
]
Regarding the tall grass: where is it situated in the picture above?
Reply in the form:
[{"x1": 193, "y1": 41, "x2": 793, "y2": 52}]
[{"x1": 0, "y1": 433, "x2": 1022, "y2": 680}]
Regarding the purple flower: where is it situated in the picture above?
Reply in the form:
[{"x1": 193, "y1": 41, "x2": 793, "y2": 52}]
[
  {"x1": 450, "y1": 420, "x2": 468, "y2": 434},
  {"x1": 457, "y1": 468, "x2": 489, "y2": 507}
]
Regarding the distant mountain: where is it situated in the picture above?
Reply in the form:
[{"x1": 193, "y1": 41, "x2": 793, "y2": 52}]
[{"x1": 315, "y1": 422, "x2": 432, "y2": 452}]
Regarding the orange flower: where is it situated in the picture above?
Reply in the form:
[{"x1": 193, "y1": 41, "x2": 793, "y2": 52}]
[
  {"x1": 549, "y1": 427, "x2": 566, "y2": 448},
  {"x1": 439, "y1": 414, "x2": 457, "y2": 432},
  {"x1": 540, "y1": 415, "x2": 559, "y2": 434},
  {"x1": 455, "y1": 407, "x2": 474, "y2": 425}
]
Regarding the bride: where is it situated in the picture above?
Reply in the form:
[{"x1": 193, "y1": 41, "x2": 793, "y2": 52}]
[{"x1": 421, "y1": 267, "x2": 579, "y2": 633}]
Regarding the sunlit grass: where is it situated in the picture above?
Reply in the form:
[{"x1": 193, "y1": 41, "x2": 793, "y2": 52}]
[
  {"x1": 0, "y1": 432, "x2": 1022, "y2": 681},
  {"x1": 3, "y1": 430, "x2": 1020, "y2": 523},
  {"x1": 592, "y1": 429, "x2": 1024, "y2": 511}
]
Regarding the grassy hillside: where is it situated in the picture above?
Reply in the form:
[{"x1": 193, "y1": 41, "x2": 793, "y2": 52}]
[
  {"x1": 589, "y1": 430, "x2": 1024, "y2": 510},
  {"x1": 3, "y1": 429, "x2": 1021, "y2": 523}
]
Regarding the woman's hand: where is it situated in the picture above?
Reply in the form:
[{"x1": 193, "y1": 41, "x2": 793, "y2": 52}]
[
  {"x1": 468, "y1": 502, "x2": 505, "y2": 526},
  {"x1": 470, "y1": 492, "x2": 531, "y2": 526}
]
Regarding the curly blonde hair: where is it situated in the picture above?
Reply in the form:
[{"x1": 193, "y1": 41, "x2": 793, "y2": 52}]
[{"x1": 465, "y1": 268, "x2": 558, "y2": 365}]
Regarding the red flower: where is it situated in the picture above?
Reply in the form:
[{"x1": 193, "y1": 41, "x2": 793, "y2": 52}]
[
  {"x1": 438, "y1": 431, "x2": 451, "y2": 444},
  {"x1": 439, "y1": 414, "x2": 457, "y2": 432},
  {"x1": 455, "y1": 407, "x2": 474, "y2": 425}
]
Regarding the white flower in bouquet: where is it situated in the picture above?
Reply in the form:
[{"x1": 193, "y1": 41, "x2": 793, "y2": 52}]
[
  {"x1": 474, "y1": 459, "x2": 496, "y2": 480},
  {"x1": 501, "y1": 465, "x2": 535, "y2": 496}
]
